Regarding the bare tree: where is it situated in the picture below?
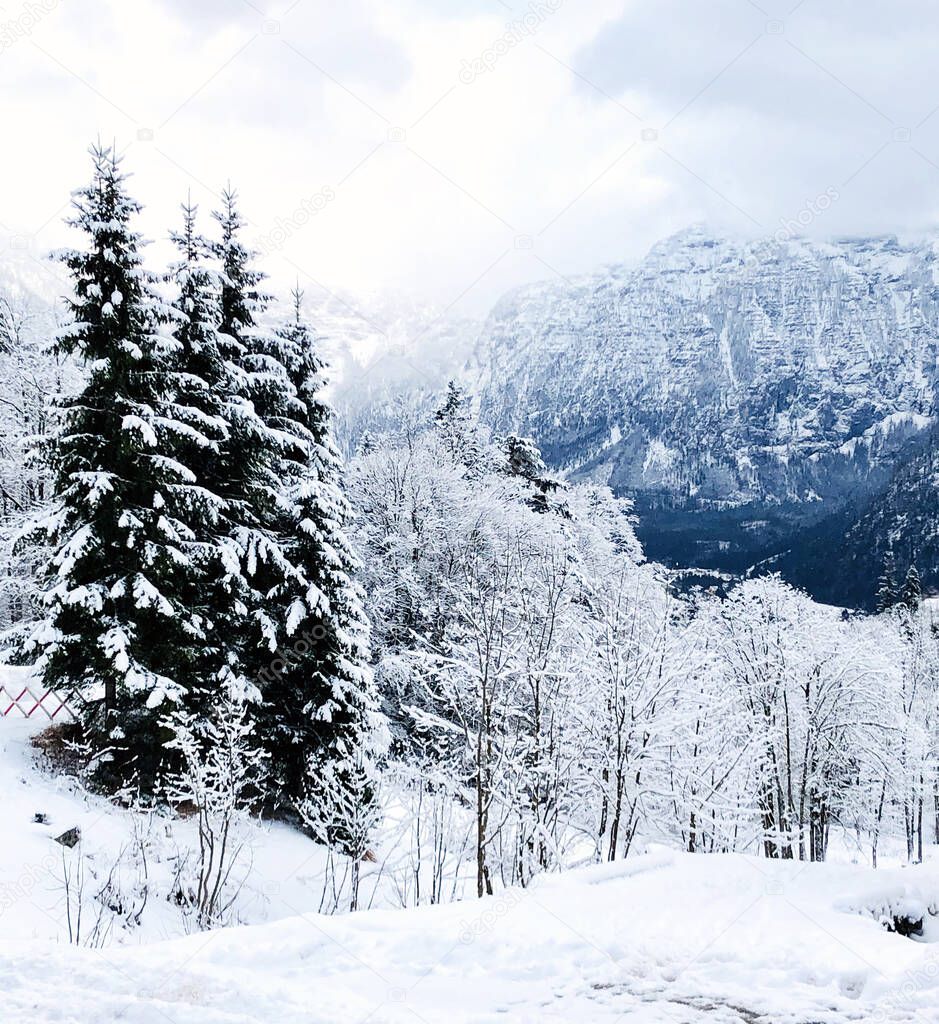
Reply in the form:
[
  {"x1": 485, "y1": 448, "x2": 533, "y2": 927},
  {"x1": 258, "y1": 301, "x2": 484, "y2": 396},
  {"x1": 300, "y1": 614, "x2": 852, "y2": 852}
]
[{"x1": 163, "y1": 686, "x2": 267, "y2": 929}]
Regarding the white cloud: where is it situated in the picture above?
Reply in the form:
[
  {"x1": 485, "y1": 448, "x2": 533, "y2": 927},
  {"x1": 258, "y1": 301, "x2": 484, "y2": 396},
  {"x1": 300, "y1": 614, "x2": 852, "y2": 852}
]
[{"x1": 0, "y1": 0, "x2": 936, "y2": 314}]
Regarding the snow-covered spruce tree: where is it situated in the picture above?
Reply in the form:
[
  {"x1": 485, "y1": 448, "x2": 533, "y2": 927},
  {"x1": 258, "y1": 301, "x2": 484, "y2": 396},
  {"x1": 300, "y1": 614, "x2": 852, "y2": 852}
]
[
  {"x1": 163, "y1": 199, "x2": 248, "y2": 705},
  {"x1": 211, "y1": 201, "x2": 381, "y2": 821},
  {"x1": 876, "y1": 552, "x2": 899, "y2": 613},
  {"x1": 499, "y1": 433, "x2": 563, "y2": 513},
  {"x1": 210, "y1": 188, "x2": 303, "y2": 684},
  {"x1": 211, "y1": 189, "x2": 293, "y2": 517},
  {"x1": 434, "y1": 380, "x2": 480, "y2": 469},
  {"x1": 258, "y1": 289, "x2": 383, "y2": 819},
  {"x1": 21, "y1": 146, "x2": 211, "y2": 788},
  {"x1": 901, "y1": 564, "x2": 922, "y2": 613}
]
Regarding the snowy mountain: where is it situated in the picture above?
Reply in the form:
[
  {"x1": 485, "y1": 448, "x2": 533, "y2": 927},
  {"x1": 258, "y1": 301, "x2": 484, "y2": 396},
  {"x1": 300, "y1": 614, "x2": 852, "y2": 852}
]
[
  {"x1": 771, "y1": 426, "x2": 939, "y2": 607},
  {"x1": 472, "y1": 227, "x2": 939, "y2": 599},
  {"x1": 9, "y1": 225, "x2": 939, "y2": 607}
]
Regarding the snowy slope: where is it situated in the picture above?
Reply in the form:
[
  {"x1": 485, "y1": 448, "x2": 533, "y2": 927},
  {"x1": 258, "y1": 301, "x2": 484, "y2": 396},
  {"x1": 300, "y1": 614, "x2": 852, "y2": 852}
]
[
  {"x1": 0, "y1": 669, "x2": 388, "y2": 947},
  {"x1": 4, "y1": 848, "x2": 939, "y2": 1022},
  {"x1": 2, "y1": 671, "x2": 939, "y2": 1024}
]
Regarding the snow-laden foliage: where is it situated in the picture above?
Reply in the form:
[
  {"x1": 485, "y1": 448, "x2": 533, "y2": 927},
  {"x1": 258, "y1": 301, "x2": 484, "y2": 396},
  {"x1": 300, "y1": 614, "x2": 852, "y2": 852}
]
[
  {"x1": 347, "y1": 385, "x2": 939, "y2": 898},
  {"x1": 2, "y1": 149, "x2": 380, "y2": 839},
  {"x1": 0, "y1": 293, "x2": 78, "y2": 628}
]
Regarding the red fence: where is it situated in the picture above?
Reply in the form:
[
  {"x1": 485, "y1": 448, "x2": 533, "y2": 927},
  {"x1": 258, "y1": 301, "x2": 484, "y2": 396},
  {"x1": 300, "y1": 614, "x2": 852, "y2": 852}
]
[{"x1": 0, "y1": 682, "x2": 77, "y2": 721}]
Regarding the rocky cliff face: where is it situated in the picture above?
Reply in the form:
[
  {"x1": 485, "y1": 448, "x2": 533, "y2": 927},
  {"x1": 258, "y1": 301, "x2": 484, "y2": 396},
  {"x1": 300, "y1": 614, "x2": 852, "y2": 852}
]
[
  {"x1": 473, "y1": 227, "x2": 939, "y2": 589},
  {"x1": 770, "y1": 428, "x2": 939, "y2": 609}
]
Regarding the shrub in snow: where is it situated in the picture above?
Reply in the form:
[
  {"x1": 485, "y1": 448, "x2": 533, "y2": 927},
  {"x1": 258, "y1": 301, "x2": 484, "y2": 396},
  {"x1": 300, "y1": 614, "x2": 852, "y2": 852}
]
[
  {"x1": 55, "y1": 812, "x2": 154, "y2": 947},
  {"x1": 835, "y1": 874, "x2": 939, "y2": 938},
  {"x1": 162, "y1": 684, "x2": 267, "y2": 930}
]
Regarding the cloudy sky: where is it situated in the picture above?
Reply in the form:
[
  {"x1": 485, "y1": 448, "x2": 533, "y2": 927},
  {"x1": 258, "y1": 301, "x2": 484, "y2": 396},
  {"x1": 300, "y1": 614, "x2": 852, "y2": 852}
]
[{"x1": 1, "y1": 0, "x2": 938, "y2": 314}]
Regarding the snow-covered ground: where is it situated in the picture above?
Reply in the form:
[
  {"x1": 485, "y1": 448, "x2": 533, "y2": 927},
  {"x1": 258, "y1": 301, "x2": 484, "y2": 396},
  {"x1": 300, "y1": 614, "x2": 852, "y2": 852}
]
[
  {"x1": 0, "y1": 702, "x2": 347, "y2": 947},
  {"x1": 2, "y1": 682, "x2": 939, "y2": 1023},
  {"x1": 5, "y1": 845, "x2": 939, "y2": 1022}
]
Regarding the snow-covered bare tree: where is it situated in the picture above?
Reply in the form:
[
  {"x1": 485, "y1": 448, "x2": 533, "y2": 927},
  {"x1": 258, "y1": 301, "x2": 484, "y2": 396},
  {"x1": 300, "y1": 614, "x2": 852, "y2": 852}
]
[
  {"x1": 163, "y1": 682, "x2": 267, "y2": 929},
  {"x1": 0, "y1": 292, "x2": 74, "y2": 629}
]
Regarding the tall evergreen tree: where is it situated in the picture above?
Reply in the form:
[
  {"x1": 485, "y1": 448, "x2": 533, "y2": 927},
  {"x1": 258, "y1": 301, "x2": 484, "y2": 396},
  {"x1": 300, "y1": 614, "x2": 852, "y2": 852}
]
[
  {"x1": 164, "y1": 199, "x2": 245, "y2": 704},
  {"x1": 875, "y1": 552, "x2": 898, "y2": 613},
  {"x1": 21, "y1": 147, "x2": 209, "y2": 786},
  {"x1": 256, "y1": 289, "x2": 383, "y2": 812},
  {"x1": 434, "y1": 380, "x2": 480, "y2": 468},
  {"x1": 211, "y1": 189, "x2": 302, "y2": 686},
  {"x1": 901, "y1": 564, "x2": 922, "y2": 613},
  {"x1": 209, "y1": 192, "x2": 383, "y2": 822}
]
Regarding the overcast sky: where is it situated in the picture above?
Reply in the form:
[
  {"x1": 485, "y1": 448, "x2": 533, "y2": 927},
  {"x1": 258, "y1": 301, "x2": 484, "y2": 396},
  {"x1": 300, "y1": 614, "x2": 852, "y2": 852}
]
[{"x1": 1, "y1": 0, "x2": 938, "y2": 314}]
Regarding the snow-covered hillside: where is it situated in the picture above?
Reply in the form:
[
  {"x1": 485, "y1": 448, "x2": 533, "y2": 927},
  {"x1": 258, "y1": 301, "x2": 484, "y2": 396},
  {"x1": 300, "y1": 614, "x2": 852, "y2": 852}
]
[
  {"x1": 3, "y1": 674, "x2": 939, "y2": 1024},
  {"x1": 0, "y1": 681, "x2": 347, "y2": 947},
  {"x1": 6, "y1": 834, "x2": 939, "y2": 1022},
  {"x1": 475, "y1": 227, "x2": 939, "y2": 503},
  {"x1": 470, "y1": 227, "x2": 939, "y2": 597}
]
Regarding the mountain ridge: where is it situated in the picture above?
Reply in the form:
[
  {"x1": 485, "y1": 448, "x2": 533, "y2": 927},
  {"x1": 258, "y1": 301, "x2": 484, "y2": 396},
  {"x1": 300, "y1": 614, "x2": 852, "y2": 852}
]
[{"x1": 472, "y1": 226, "x2": 939, "y2": 604}]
